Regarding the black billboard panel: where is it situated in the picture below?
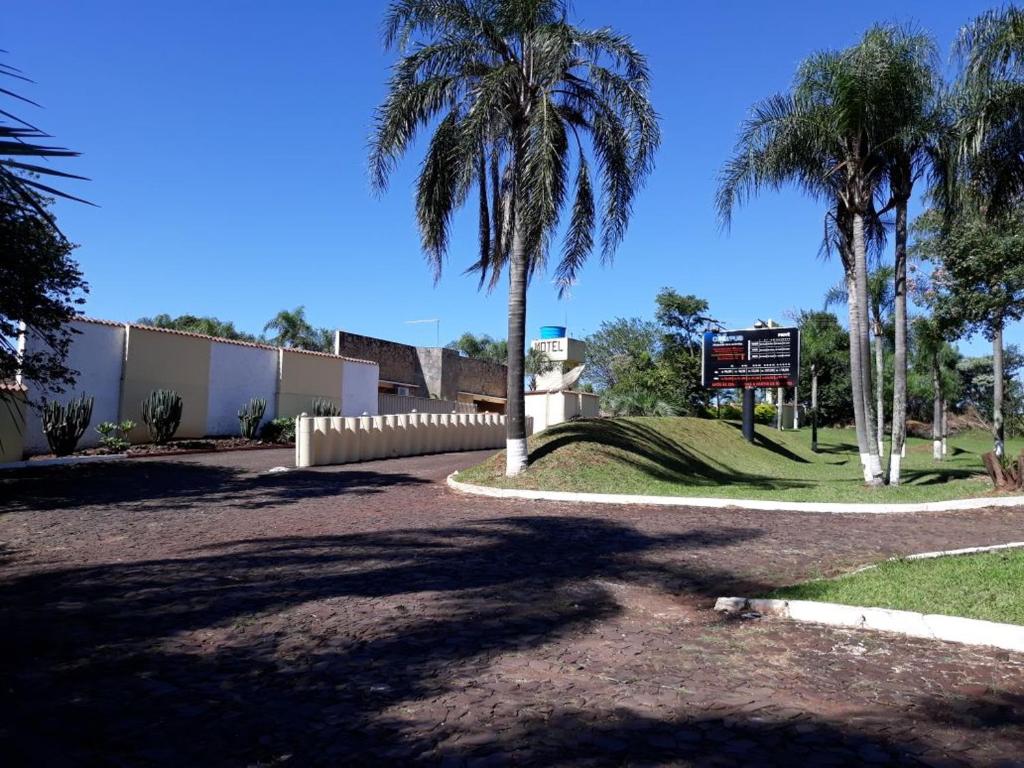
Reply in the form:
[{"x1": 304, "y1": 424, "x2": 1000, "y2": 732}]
[{"x1": 701, "y1": 327, "x2": 800, "y2": 389}]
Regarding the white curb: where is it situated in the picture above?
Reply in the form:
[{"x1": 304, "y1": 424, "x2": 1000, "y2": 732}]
[
  {"x1": 714, "y1": 597, "x2": 1024, "y2": 654},
  {"x1": 0, "y1": 453, "x2": 129, "y2": 471},
  {"x1": 905, "y1": 541, "x2": 1024, "y2": 560},
  {"x1": 446, "y1": 473, "x2": 1024, "y2": 514}
]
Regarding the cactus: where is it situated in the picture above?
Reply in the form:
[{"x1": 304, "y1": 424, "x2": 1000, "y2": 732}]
[
  {"x1": 238, "y1": 397, "x2": 267, "y2": 439},
  {"x1": 41, "y1": 394, "x2": 94, "y2": 456},
  {"x1": 311, "y1": 397, "x2": 340, "y2": 417},
  {"x1": 141, "y1": 389, "x2": 183, "y2": 444}
]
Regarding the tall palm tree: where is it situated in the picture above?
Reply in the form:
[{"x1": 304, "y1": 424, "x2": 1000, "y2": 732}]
[
  {"x1": 718, "y1": 26, "x2": 917, "y2": 485},
  {"x1": 945, "y1": 7, "x2": 1024, "y2": 456},
  {"x1": 371, "y1": 0, "x2": 659, "y2": 475},
  {"x1": 876, "y1": 29, "x2": 942, "y2": 486}
]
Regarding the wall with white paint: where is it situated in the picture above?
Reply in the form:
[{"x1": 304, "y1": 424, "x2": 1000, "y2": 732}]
[
  {"x1": 341, "y1": 360, "x2": 379, "y2": 416},
  {"x1": 23, "y1": 319, "x2": 127, "y2": 453},
  {"x1": 206, "y1": 341, "x2": 280, "y2": 436}
]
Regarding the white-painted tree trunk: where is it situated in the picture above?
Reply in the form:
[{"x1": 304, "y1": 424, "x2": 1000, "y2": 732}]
[{"x1": 505, "y1": 437, "x2": 529, "y2": 476}]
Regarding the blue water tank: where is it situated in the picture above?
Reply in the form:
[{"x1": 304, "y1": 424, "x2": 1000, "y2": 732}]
[{"x1": 540, "y1": 325, "x2": 566, "y2": 339}]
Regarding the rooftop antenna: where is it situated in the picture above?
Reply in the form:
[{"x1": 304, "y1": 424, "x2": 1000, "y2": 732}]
[{"x1": 404, "y1": 318, "x2": 440, "y2": 346}]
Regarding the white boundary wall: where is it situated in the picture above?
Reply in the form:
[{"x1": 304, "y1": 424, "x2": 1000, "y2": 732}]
[
  {"x1": 296, "y1": 412, "x2": 510, "y2": 467},
  {"x1": 206, "y1": 341, "x2": 280, "y2": 436},
  {"x1": 341, "y1": 360, "x2": 379, "y2": 416},
  {"x1": 23, "y1": 320, "x2": 126, "y2": 453},
  {"x1": 525, "y1": 390, "x2": 600, "y2": 434}
]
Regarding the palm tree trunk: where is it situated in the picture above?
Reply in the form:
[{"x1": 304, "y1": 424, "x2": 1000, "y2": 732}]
[
  {"x1": 846, "y1": 266, "x2": 871, "y2": 480},
  {"x1": 932, "y1": 356, "x2": 942, "y2": 461},
  {"x1": 889, "y1": 200, "x2": 909, "y2": 484},
  {"x1": 853, "y1": 212, "x2": 883, "y2": 485},
  {"x1": 942, "y1": 397, "x2": 948, "y2": 456},
  {"x1": 505, "y1": 221, "x2": 529, "y2": 475},
  {"x1": 874, "y1": 321, "x2": 884, "y2": 457},
  {"x1": 811, "y1": 366, "x2": 819, "y2": 453},
  {"x1": 993, "y1": 323, "x2": 1005, "y2": 458}
]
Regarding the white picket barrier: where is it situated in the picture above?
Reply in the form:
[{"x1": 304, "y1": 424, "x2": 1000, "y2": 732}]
[{"x1": 295, "y1": 412, "x2": 518, "y2": 467}]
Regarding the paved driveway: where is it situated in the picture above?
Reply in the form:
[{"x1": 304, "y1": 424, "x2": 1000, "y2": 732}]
[{"x1": 1, "y1": 449, "x2": 1023, "y2": 767}]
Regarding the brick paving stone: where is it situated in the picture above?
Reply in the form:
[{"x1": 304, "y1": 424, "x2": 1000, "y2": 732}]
[{"x1": 2, "y1": 449, "x2": 1024, "y2": 766}]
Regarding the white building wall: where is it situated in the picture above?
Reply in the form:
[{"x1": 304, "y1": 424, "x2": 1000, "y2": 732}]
[
  {"x1": 341, "y1": 359, "x2": 379, "y2": 416},
  {"x1": 23, "y1": 320, "x2": 126, "y2": 454},
  {"x1": 205, "y1": 341, "x2": 279, "y2": 436}
]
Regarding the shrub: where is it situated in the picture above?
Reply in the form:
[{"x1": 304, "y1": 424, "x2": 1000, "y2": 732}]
[
  {"x1": 311, "y1": 397, "x2": 340, "y2": 417},
  {"x1": 141, "y1": 389, "x2": 183, "y2": 444},
  {"x1": 714, "y1": 403, "x2": 743, "y2": 420},
  {"x1": 238, "y1": 397, "x2": 267, "y2": 439},
  {"x1": 260, "y1": 416, "x2": 296, "y2": 444},
  {"x1": 95, "y1": 420, "x2": 135, "y2": 453},
  {"x1": 41, "y1": 394, "x2": 94, "y2": 456},
  {"x1": 754, "y1": 403, "x2": 776, "y2": 424}
]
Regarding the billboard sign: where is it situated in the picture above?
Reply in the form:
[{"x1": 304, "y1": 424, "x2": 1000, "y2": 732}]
[{"x1": 701, "y1": 327, "x2": 800, "y2": 389}]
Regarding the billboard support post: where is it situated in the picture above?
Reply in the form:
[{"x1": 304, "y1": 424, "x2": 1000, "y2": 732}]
[{"x1": 742, "y1": 387, "x2": 755, "y2": 442}]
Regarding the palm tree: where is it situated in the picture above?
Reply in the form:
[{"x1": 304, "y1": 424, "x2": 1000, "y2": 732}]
[
  {"x1": 371, "y1": 0, "x2": 659, "y2": 475},
  {"x1": 911, "y1": 315, "x2": 954, "y2": 461},
  {"x1": 825, "y1": 265, "x2": 895, "y2": 457},
  {"x1": 942, "y1": 7, "x2": 1024, "y2": 456},
  {"x1": 1, "y1": 57, "x2": 89, "y2": 227},
  {"x1": 876, "y1": 29, "x2": 942, "y2": 486},
  {"x1": 718, "y1": 26, "x2": 918, "y2": 485},
  {"x1": 263, "y1": 306, "x2": 321, "y2": 350}
]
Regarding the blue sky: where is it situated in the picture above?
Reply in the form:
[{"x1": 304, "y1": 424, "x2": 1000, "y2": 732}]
[{"x1": 7, "y1": 0, "x2": 1009, "y2": 355}]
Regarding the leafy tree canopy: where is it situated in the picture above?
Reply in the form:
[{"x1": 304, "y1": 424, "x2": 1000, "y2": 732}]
[
  {"x1": 912, "y1": 207, "x2": 1024, "y2": 338},
  {"x1": 137, "y1": 313, "x2": 258, "y2": 343},
  {"x1": 1, "y1": 191, "x2": 86, "y2": 397}
]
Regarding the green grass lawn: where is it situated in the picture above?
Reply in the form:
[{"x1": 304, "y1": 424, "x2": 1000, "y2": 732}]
[
  {"x1": 457, "y1": 417, "x2": 1019, "y2": 503},
  {"x1": 764, "y1": 549, "x2": 1024, "y2": 625}
]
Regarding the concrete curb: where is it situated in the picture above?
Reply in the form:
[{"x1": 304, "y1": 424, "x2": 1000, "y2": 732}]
[
  {"x1": 714, "y1": 597, "x2": 1024, "y2": 654},
  {"x1": 0, "y1": 453, "x2": 129, "y2": 471},
  {"x1": 904, "y1": 541, "x2": 1024, "y2": 560},
  {"x1": 446, "y1": 473, "x2": 1024, "y2": 514}
]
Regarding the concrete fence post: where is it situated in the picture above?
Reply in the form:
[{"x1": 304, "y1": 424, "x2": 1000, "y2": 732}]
[{"x1": 296, "y1": 413, "x2": 310, "y2": 467}]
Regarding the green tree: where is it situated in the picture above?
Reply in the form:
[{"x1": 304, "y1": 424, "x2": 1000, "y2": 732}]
[
  {"x1": 654, "y1": 288, "x2": 717, "y2": 414},
  {"x1": 446, "y1": 333, "x2": 507, "y2": 364},
  {"x1": 719, "y1": 25, "x2": 928, "y2": 485},
  {"x1": 137, "y1": 313, "x2": 257, "y2": 342},
  {"x1": 876, "y1": 30, "x2": 942, "y2": 485},
  {"x1": 797, "y1": 310, "x2": 851, "y2": 450},
  {"x1": 1, "y1": 57, "x2": 88, "y2": 416},
  {"x1": 957, "y1": 348, "x2": 1024, "y2": 436},
  {"x1": 582, "y1": 318, "x2": 661, "y2": 393},
  {"x1": 910, "y1": 315, "x2": 960, "y2": 460},
  {"x1": 1, "y1": 191, "x2": 85, "y2": 397},
  {"x1": 953, "y1": 7, "x2": 1024, "y2": 218},
  {"x1": 262, "y1": 306, "x2": 333, "y2": 352},
  {"x1": 912, "y1": 207, "x2": 1024, "y2": 456},
  {"x1": 370, "y1": 0, "x2": 659, "y2": 475}
]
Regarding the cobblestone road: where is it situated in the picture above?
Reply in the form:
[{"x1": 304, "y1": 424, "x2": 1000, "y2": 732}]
[{"x1": 2, "y1": 449, "x2": 1023, "y2": 766}]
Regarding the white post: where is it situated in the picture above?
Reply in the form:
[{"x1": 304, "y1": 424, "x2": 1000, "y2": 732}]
[{"x1": 295, "y1": 413, "x2": 309, "y2": 468}]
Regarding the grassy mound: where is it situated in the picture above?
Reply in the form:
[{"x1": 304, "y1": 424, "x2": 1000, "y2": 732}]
[
  {"x1": 766, "y1": 548, "x2": 1024, "y2": 625},
  {"x1": 458, "y1": 417, "x2": 1013, "y2": 503}
]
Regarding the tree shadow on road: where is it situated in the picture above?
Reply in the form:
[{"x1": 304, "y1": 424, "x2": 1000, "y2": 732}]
[
  {"x1": 528, "y1": 419, "x2": 809, "y2": 490},
  {"x1": 0, "y1": 460, "x2": 430, "y2": 514},
  {"x1": 1, "y1": 514, "x2": 1019, "y2": 766}
]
